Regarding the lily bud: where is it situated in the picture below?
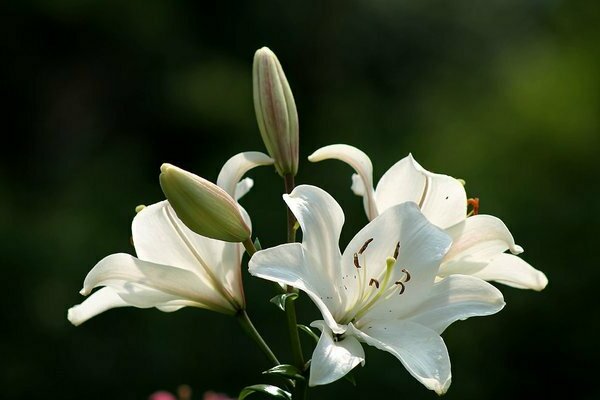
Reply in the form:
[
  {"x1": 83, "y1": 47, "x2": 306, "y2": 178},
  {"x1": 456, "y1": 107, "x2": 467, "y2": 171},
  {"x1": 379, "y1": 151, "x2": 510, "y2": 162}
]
[
  {"x1": 253, "y1": 47, "x2": 299, "y2": 176},
  {"x1": 159, "y1": 163, "x2": 251, "y2": 242}
]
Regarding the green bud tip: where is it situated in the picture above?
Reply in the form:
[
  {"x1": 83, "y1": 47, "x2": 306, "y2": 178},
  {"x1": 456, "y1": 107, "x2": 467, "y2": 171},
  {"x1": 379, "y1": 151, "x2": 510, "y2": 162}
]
[
  {"x1": 159, "y1": 163, "x2": 251, "y2": 243},
  {"x1": 253, "y1": 46, "x2": 299, "y2": 177}
]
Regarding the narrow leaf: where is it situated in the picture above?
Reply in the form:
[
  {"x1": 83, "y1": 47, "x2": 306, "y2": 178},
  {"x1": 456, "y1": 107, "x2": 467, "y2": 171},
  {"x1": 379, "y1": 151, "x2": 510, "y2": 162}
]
[
  {"x1": 253, "y1": 237, "x2": 262, "y2": 251},
  {"x1": 344, "y1": 372, "x2": 357, "y2": 386},
  {"x1": 270, "y1": 293, "x2": 298, "y2": 311},
  {"x1": 262, "y1": 364, "x2": 305, "y2": 381},
  {"x1": 239, "y1": 384, "x2": 291, "y2": 400},
  {"x1": 297, "y1": 324, "x2": 319, "y2": 343}
]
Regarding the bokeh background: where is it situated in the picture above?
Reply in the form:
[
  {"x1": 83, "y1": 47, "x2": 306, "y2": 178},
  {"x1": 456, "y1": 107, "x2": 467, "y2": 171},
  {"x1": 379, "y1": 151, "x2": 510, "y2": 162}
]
[{"x1": 2, "y1": 0, "x2": 599, "y2": 399}]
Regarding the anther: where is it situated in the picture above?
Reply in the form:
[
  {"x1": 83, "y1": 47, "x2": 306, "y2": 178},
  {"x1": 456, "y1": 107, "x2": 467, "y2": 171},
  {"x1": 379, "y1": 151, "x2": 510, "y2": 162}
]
[
  {"x1": 467, "y1": 197, "x2": 480, "y2": 216},
  {"x1": 358, "y1": 238, "x2": 374, "y2": 254},
  {"x1": 369, "y1": 278, "x2": 380, "y2": 289},
  {"x1": 393, "y1": 242, "x2": 400, "y2": 259},
  {"x1": 395, "y1": 281, "x2": 406, "y2": 294},
  {"x1": 353, "y1": 253, "x2": 361, "y2": 269},
  {"x1": 401, "y1": 268, "x2": 411, "y2": 282}
]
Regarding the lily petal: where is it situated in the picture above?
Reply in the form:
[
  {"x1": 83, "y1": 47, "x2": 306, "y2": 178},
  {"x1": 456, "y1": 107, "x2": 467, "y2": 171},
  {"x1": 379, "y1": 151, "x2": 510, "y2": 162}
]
[
  {"x1": 234, "y1": 177, "x2": 254, "y2": 201},
  {"x1": 67, "y1": 287, "x2": 129, "y2": 326},
  {"x1": 341, "y1": 202, "x2": 452, "y2": 313},
  {"x1": 348, "y1": 321, "x2": 451, "y2": 395},
  {"x1": 132, "y1": 201, "x2": 243, "y2": 307},
  {"x1": 309, "y1": 321, "x2": 365, "y2": 387},
  {"x1": 82, "y1": 253, "x2": 235, "y2": 314},
  {"x1": 249, "y1": 243, "x2": 345, "y2": 334},
  {"x1": 375, "y1": 154, "x2": 467, "y2": 229},
  {"x1": 216, "y1": 151, "x2": 274, "y2": 198},
  {"x1": 403, "y1": 275, "x2": 505, "y2": 334},
  {"x1": 473, "y1": 253, "x2": 548, "y2": 291},
  {"x1": 283, "y1": 185, "x2": 345, "y2": 301},
  {"x1": 375, "y1": 155, "x2": 426, "y2": 213},
  {"x1": 441, "y1": 215, "x2": 523, "y2": 277},
  {"x1": 308, "y1": 144, "x2": 378, "y2": 220}
]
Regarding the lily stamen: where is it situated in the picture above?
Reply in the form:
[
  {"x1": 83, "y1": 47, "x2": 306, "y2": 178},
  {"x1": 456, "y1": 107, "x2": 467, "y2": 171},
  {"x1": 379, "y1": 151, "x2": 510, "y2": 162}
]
[
  {"x1": 393, "y1": 242, "x2": 400, "y2": 259},
  {"x1": 353, "y1": 253, "x2": 361, "y2": 269},
  {"x1": 353, "y1": 257, "x2": 397, "y2": 320},
  {"x1": 401, "y1": 268, "x2": 411, "y2": 282},
  {"x1": 467, "y1": 197, "x2": 480, "y2": 216},
  {"x1": 395, "y1": 281, "x2": 406, "y2": 295},
  {"x1": 359, "y1": 238, "x2": 374, "y2": 254}
]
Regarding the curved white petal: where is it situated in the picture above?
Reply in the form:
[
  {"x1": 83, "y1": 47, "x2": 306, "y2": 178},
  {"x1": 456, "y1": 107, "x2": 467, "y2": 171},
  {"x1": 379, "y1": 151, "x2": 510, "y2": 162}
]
[
  {"x1": 67, "y1": 287, "x2": 129, "y2": 326},
  {"x1": 216, "y1": 151, "x2": 273, "y2": 198},
  {"x1": 249, "y1": 243, "x2": 345, "y2": 334},
  {"x1": 341, "y1": 202, "x2": 452, "y2": 315},
  {"x1": 350, "y1": 173, "x2": 365, "y2": 196},
  {"x1": 375, "y1": 154, "x2": 467, "y2": 229},
  {"x1": 348, "y1": 321, "x2": 451, "y2": 395},
  {"x1": 441, "y1": 215, "x2": 523, "y2": 277},
  {"x1": 283, "y1": 185, "x2": 345, "y2": 302},
  {"x1": 309, "y1": 321, "x2": 365, "y2": 387},
  {"x1": 375, "y1": 155, "x2": 426, "y2": 212},
  {"x1": 234, "y1": 177, "x2": 254, "y2": 200},
  {"x1": 403, "y1": 275, "x2": 505, "y2": 334},
  {"x1": 473, "y1": 253, "x2": 548, "y2": 291},
  {"x1": 133, "y1": 201, "x2": 221, "y2": 274},
  {"x1": 132, "y1": 201, "x2": 243, "y2": 307},
  {"x1": 308, "y1": 145, "x2": 378, "y2": 220},
  {"x1": 82, "y1": 253, "x2": 236, "y2": 314}
]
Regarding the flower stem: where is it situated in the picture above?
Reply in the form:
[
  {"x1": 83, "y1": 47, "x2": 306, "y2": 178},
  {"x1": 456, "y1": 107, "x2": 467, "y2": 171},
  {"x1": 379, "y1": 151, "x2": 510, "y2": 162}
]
[
  {"x1": 242, "y1": 237, "x2": 257, "y2": 257},
  {"x1": 284, "y1": 174, "x2": 298, "y2": 243},
  {"x1": 284, "y1": 174, "x2": 307, "y2": 399},
  {"x1": 236, "y1": 309, "x2": 280, "y2": 366}
]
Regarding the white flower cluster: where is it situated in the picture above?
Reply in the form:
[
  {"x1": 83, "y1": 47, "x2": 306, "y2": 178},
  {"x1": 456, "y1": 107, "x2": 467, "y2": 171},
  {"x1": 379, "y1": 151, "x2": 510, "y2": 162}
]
[{"x1": 68, "y1": 47, "x2": 547, "y2": 397}]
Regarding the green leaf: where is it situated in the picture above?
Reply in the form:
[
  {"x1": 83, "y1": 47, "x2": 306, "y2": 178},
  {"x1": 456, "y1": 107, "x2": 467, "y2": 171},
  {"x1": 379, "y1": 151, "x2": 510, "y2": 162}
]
[
  {"x1": 253, "y1": 237, "x2": 262, "y2": 251},
  {"x1": 297, "y1": 324, "x2": 319, "y2": 343},
  {"x1": 344, "y1": 372, "x2": 357, "y2": 386},
  {"x1": 262, "y1": 364, "x2": 305, "y2": 381},
  {"x1": 270, "y1": 293, "x2": 298, "y2": 311},
  {"x1": 239, "y1": 384, "x2": 291, "y2": 400}
]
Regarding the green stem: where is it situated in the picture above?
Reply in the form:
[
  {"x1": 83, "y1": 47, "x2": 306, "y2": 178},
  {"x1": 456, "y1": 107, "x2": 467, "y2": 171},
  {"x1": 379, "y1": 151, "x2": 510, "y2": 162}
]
[
  {"x1": 243, "y1": 237, "x2": 257, "y2": 257},
  {"x1": 284, "y1": 174, "x2": 307, "y2": 399},
  {"x1": 236, "y1": 309, "x2": 280, "y2": 366},
  {"x1": 284, "y1": 174, "x2": 298, "y2": 243}
]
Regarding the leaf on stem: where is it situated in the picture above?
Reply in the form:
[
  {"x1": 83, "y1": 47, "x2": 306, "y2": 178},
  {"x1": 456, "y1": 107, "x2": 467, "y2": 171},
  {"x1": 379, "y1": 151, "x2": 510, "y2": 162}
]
[
  {"x1": 297, "y1": 324, "x2": 319, "y2": 343},
  {"x1": 239, "y1": 384, "x2": 292, "y2": 400},
  {"x1": 270, "y1": 293, "x2": 298, "y2": 311},
  {"x1": 262, "y1": 364, "x2": 305, "y2": 381}
]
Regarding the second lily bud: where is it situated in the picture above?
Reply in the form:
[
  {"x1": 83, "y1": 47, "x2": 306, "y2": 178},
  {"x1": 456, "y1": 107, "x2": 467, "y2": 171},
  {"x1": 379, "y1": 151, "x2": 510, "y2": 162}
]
[
  {"x1": 253, "y1": 47, "x2": 299, "y2": 177},
  {"x1": 159, "y1": 163, "x2": 251, "y2": 242}
]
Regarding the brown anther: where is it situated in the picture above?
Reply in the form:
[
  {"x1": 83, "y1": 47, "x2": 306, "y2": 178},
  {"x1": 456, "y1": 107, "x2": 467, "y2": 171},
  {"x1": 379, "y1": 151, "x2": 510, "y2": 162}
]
[
  {"x1": 395, "y1": 281, "x2": 406, "y2": 294},
  {"x1": 393, "y1": 242, "x2": 400, "y2": 259},
  {"x1": 369, "y1": 278, "x2": 380, "y2": 289},
  {"x1": 353, "y1": 253, "x2": 361, "y2": 269},
  {"x1": 467, "y1": 197, "x2": 480, "y2": 216},
  {"x1": 402, "y1": 268, "x2": 411, "y2": 282},
  {"x1": 358, "y1": 238, "x2": 374, "y2": 254}
]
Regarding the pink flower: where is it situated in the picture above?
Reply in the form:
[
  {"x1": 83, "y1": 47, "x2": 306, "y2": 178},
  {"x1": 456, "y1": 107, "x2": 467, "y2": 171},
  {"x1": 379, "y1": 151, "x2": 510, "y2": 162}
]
[{"x1": 148, "y1": 391, "x2": 177, "y2": 400}]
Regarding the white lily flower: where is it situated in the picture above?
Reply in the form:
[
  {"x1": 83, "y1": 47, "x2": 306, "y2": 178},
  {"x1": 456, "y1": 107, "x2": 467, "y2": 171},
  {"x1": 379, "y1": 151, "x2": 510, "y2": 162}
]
[
  {"x1": 249, "y1": 185, "x2": 505, "y2": 393},
  {"x1": 309, "y1": 145, "x2": 548, "y2": 291},
  {"x1": 67, "y1": 152, "x2": 273, "y2": 326}
]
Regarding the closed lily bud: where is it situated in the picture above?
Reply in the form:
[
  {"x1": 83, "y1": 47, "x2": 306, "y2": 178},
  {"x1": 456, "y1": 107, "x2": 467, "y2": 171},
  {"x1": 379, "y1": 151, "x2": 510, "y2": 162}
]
[
  {"x1": 159, "y1": 163, "x2": 251, "y2": 242},
  {"x1": 253, "y1": 47, "x2": 299, "y2": 176}
]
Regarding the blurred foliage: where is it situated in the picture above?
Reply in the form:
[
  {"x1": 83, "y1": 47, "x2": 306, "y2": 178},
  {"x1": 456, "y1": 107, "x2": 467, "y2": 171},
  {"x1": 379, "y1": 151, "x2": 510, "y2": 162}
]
[{"x1": 1, "y1": 0, "x2": 599, "y2": 399}]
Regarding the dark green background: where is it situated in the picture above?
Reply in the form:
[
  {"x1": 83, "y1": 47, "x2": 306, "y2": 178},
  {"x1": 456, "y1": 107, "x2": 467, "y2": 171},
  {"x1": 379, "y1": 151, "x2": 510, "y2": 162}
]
[{"x1": 2, "y1": 1, "x2": 598, "y2": 399}]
